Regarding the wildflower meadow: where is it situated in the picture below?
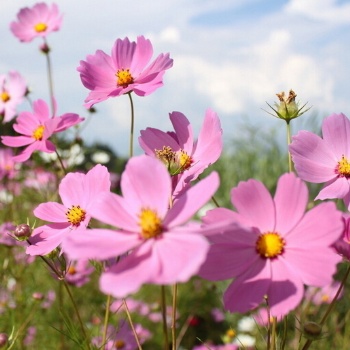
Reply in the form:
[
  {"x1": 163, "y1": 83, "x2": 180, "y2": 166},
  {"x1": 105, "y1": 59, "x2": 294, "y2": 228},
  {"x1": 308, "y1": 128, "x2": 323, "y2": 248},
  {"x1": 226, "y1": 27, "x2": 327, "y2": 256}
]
[{"x1": 1, "y1": 2, "x2": 350, "y2": 350}]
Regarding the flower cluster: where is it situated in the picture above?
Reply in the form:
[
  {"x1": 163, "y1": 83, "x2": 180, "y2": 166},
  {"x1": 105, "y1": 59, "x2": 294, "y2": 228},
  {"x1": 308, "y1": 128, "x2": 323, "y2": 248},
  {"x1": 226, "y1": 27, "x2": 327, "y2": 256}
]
[{"x1": 1, "y1": 2, "x2": 350, "y2": 349}]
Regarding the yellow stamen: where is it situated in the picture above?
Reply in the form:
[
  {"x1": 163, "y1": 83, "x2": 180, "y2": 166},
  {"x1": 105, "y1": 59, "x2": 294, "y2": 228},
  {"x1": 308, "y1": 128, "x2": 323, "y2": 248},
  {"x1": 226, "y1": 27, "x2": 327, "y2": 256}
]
[
  {"x1": 32, "y1": 125, "x2": 45, "y2": 141},
  {"x1": 321, "y1": 294, "x2": 330, "y2": 303},
  {"x1": 337, "y1": 155, "x2": 350, "y2": 177},
  {"x1": 226, "y1": 329, "x2": 236, "y2": 338},
  {"x1": 139, "y1": 208, "x2": 162, "y2": 239},
  {"x1": 34, "y1": 22, "x2": 48, "y2": 33},
  {"x1": 256, "y1": 232, "x2": 285, "y2": 259},
  {"x1": 176, "y1": 150, "x2": 193, "y2": 171},
  {"x1": 1, "y1": 91, "x2": 10, "y2": 102},
  {"x1": 66, "y1": 205, "x2": 86, "y2": 227},
  {"x1": 116, "y1": 69, "x2": 134, "y2": 87},
  {"x1": 67, "y1": 266, "x2": 76, "y2": 275}
]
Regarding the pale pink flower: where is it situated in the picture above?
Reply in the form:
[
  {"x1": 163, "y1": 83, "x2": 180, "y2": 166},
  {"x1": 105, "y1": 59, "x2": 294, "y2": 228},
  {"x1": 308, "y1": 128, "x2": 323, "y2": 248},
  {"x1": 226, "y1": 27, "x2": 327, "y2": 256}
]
[
  {"x1": 199, "y1": 173, "x2": 343, "y2": 317},
  {"x1": 0, "y1": 148, "x2": 18, "y2": 180},
  {"x1": 77, "y1": 36, "x2": 173, "y2": 108},
  {"x1": 1, "y1": 99, "x2": 83, "y2": 162},
  {"x1": 10, "y1": 3, "x2": 62, "y2": 43},
  {"x1": 139, "y1": 109, "x2": 222, "y2": 197},
  {"x1": 305, "y1": 281, "x2": 343, "y2": 305},
  {"x1": 26, "y1": 164, "x2": 110, "y2": 256},
  {"x1": 64, "y1": 155, "x2": 219, "y2": 297},
  {"x1": 65, "y1": 259, "x2": 94, "y2": 287},
  {"x1": 92, "y1": 321, "x2": 150, "y2": 350},
  {"x1": 333, "y1": 214, "x2": 350, "y2": 260},
  {"x1": 0, "y1": 71, "x2": 27, "y2": 122},
  {"x1": 289, "y1": 113, "x2": 350, "y2": 209}
]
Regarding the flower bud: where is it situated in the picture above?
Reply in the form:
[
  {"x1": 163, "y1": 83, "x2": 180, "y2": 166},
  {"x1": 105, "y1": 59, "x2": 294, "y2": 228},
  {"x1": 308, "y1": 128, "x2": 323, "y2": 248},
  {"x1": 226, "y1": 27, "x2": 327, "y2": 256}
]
[
  {"x1": 265, "y1": 89, "x2": 311, "y2": 122},
  {"x1": 32, "y1": 292, "x2": 44, "y2": 301},
  {"x1": 0, "y1": 333, "x2": 8, "y2": 348},
  {"x1": 14, "y1": 224, "x2": 32, "y2": 240},
  {"x1": 303, "y1": 321, "x2": 323, "y2": 340}
]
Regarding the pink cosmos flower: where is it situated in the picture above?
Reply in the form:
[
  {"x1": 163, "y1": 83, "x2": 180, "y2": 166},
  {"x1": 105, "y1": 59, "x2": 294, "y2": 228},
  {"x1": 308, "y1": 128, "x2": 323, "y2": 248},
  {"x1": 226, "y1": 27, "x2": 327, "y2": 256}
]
[
  {"x1": 0, "y1": 148, "x2": 18, "y2": 180},
  {"x1": 65, "y1": 259, "x2": 94, "y2": 287},
  {"x1": 305, "y1": 281, "x2": 342, "y2": 305},
  {"x1": 64, "y1": 155, "x2": 219, "y2": 297},
  {"x1": 92, "y1": 321, "x2": 150, "y2": 350},
  {"x1": 77, "y1": 36, "x2": 173, "y2": 108},
  {"x1": 199, "y1": 173, "x2": 343, "y2": 317},
  {"x1": 10, "y1": 3, "x2": 62, "y2": 43},
  {"x1": 26, "y1": 164, "x2": 110, "y2": 256},
  {"x1": 139, "y1": 109, "x2": 222, "y2": 196},
  {"x1": 289, "y1": 113, "x2": 350, "y2": 209},
  {"x1": 0, "y1": 71, "x2": 27, "y2": 122},
  {"x1": 1, "y1": 99, "x2": 83, "y2": 162}
]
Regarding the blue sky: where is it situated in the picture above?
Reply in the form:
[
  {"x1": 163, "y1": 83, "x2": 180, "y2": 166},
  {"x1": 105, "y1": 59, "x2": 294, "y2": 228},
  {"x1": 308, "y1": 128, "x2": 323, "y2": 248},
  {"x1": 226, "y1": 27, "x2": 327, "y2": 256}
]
[{"x1": 1, "y1": 0, "x2": 350, "y2": 156}]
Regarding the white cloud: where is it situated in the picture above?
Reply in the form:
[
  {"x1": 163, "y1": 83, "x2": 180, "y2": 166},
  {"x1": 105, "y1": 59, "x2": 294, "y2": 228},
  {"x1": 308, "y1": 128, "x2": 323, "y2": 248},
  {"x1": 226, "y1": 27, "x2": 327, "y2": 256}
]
[{"x1": 285, "y1": 0, "x2": 350, "y2": 24}]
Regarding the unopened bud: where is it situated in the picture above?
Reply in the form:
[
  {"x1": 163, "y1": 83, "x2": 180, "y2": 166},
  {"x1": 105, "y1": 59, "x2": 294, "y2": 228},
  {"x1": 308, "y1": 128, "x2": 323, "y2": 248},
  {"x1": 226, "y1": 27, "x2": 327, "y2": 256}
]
[
  {"x1": 264, "y1": 89, "x2": 311, "y2": 122},
  {"x1": 0, "y1": 333, "x2": 8, "y2": 348},
  {"x1": 32, "y1": 292, "x2": 44, "y2": 301},
  {"x1": 303, "y1": 321, "x2": 323, "y2": 340},
  {"x1": 14, "y1": 224, "x2": 32, "y2": 240},
  {"x1": 40, "y1": 43, "x2": 50, "y2": 54}
]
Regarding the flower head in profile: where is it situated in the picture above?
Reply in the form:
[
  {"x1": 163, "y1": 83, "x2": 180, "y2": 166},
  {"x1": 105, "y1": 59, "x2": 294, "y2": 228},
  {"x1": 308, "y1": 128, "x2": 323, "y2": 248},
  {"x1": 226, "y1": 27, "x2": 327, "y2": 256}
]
[
  {"x1": 1, "y1": 99, "x2": 84, "y2": 162},
  {"x1": 0, "y1": 148, "x2": 18, "y2": 181},
  {"x1": 139, "y1": 109, "x2": 222, "y2": 197},
  {"x1": 64, "y1": 155, "x2": 219, "y2": 298},
  {"x1": 199, "y1": 173, "x2": 342, "y2": 317},
  {"x1": 290, "y1": 113, "x2": 350, "y2": 209},
  {"x1": 0, "y1": 71, "x2": 27, "y2": 123},
  {"x1": 77, "y1": 36, "x2": 173, "y2": 108},
  {"x1": 10, "y1": 3, "x2": 62, "y2": 43},
  {"x1": 26, "y1": 164, "x2": 110, "y2": 256}
]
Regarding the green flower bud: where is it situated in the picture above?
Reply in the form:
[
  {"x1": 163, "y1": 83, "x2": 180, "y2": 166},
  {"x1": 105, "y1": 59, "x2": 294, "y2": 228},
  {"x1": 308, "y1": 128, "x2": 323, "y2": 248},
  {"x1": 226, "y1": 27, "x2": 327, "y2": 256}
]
[{"x1": 265, "y1": 89, "x2": 311, "y2": 122}]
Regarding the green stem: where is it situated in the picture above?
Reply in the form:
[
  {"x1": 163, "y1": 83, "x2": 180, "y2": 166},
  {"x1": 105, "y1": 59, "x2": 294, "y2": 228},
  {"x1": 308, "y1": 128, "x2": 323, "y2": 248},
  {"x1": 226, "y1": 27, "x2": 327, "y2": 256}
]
[
  {"x1": 286, "y1": 121, "x2": 293, "y2": 172},
  {"x1": 128, "y1": 92, "x2": 135, "y2": 158},
  {"x1": 171, "y1": 284, "x2": 178, "y2": 350},
  {"x1": 161, "y1": 286, "x2": 170, "y2": 350},
  {"x1": 102, "y1": 294, "x2": 112, "y2": 348},
  {"x1": 55, "y1": 150, "x2": 67, "y2": 175},
  {"x1": 43, "y1": 38, "x2": 55, "y2": 117},
  {"x1": 123, "y1": 300, "x2": 142, "y2": 350},
  {"x1": 62, "y1": 280, "x2": 90, "y2": 349},
  {"x1": 301, "y1": 264, "x2": 350, "y2": 350}
]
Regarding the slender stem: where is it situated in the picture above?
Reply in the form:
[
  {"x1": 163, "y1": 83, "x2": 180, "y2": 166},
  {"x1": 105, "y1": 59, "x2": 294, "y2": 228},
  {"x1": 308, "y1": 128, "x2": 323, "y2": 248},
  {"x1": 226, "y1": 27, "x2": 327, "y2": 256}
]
[
  {"x1": 62, "y1": 280, "x2": 90, "y2": 349},
  {"x1": 271, "y1": 317, "x2": 277, "y2": 350},
  {"x1": 176, "y1": 315, "x2": 192, "y2": 346},
  {"x1": 301, "y1": 265, "x2": 350, "y2": 350},
  {"x1": 161, "y1": 286, "x2": 170, "y2": 350},
  {"x1": 281, "y1": 316, "x2": 288, "y2": 350},
  {"x1": 171, "y1": 284, "x2": 178, "y2": 350},
  {"x1": 286, "y1": 121, "x2": 293, "y2": 172},
  {"x1": 128, "y1": 92, "x2": 135, "y2": 158},
  {"x1": 123, "y1": 299, "x2": 142, "y2": 350},
  {"x1": 43, "y1": 38, "x2": 55, "y2": 116},
  {"x1": 102, "y1": 294, "x2": 112, "y2": 348},
  {"x1": 55, "y1": 150, "x2": 67, "y2": 175}
]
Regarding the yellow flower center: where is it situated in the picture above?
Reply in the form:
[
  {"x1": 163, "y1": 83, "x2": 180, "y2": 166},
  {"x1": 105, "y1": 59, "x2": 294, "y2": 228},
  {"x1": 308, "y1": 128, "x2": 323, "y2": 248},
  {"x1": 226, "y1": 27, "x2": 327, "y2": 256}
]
[
  {"x1": 155, "y1": 146, "x2": 193, "y2": 176},
  {"x1": 66, "y1": 205, "x2": 86, "y2": 227},
  {"x1": 336, "y1": 155, "x2": 350, "y2": 178},
  {"x1": 226, "y1": 329, "x2": 236, "y2": 338},
  {"x1": 139, "y1": 208, "x2": 162, "y2": 239},
  {"x1": 256, "y1": 232, "x2": 285, "y2": 259},
  {"x1": 321, "y1": 294, "x2": 330, "y2": 303},
  {"x1": 34, "y1": 22, "x2": 48, "y2": 33},
  {"x1": 1, "y1": 91, "x2": 10, "y2": 102},
  {"x1": 177, "y1": 150, "x2": 193, "y2": 170},
  {"x1": 67, "y1": 266, "x2": 77, "y2": 275},
  {"x1": 115, "y1": 340, "x2": 125, "y2": 349},
  {"x1": 116, "y1": 69, "x2": 134, "y2": 87},
  {"x1": 32, "y1": 125, "x2": 45, "y2": 141}
]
